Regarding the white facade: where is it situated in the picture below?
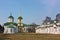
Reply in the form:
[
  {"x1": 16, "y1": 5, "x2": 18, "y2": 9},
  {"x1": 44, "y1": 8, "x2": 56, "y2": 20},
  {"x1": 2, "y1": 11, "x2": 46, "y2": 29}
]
[
  {"x1": 36, "y1": 28, "x2": 48, "y2": 33},
  {"x1": 23, "y1": 27, "x2": 28, "y2": 32},
  {"x1": 8, "y1": 18, "x2": 14, "y2": 22},
  {"x1": 36, "y1": 25, "x2": 60, "y2": 34},
  {"x1": 4, "y1": 24, "x2": 18, "y2": 34},
  {"x1": 7, "y1": 28, "x2": 14, "y2": 33}
]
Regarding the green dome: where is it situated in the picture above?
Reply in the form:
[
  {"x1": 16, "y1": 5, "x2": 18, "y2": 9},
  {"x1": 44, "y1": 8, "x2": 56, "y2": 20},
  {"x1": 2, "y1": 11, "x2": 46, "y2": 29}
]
[
  {"x1": 18, "y1": 16, "x2": 23, "y2": 19},
  {"x1": 8, "y1": 13, "x2": 14, "y2": 19},
  {"x1": 8, "y1": 16, "x2": 14, "y2": 19}
]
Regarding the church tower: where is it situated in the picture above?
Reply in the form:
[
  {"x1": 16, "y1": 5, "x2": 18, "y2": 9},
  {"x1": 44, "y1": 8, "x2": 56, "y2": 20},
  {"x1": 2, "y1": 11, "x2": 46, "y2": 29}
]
[
  {"x1": 8, "y1": 13, "x2": 14, "y2": 22},
  {"x1": 18, "y1": 16, "x2": 23, "y2": 27},
  {"x1": 18, "y1": 15, "x2": 23, "y2": 32}
]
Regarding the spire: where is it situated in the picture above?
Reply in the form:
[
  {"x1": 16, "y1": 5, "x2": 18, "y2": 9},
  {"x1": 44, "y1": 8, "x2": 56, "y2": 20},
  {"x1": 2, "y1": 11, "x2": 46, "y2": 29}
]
[
  {"x1": 8, "y1": 12, "x2": 14, "y2": 19},
  {"x1": 18, "y1": 9, "x2": 23, "y2": 19},
  {"x1": 10, "y1": 12, "x2": 12, "y2": 16},
  {"x1": 20, "y1": 8, "x2": 22, "y2": 16},
  {"x1": 10, "y1": 8, "x2": 13, "y2": 16}
]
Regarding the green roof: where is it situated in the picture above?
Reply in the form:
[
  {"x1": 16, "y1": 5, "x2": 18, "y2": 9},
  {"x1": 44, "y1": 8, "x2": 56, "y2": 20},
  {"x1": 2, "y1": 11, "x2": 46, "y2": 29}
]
[
  {"x1": 18, "y1": 16, "x2": 23, "y2": 19},
  {"x1": 8, "y1": 16, "x2": 14, "y2": 19},
  {"x1": 7, "y1": 24, "x2": 14, "y2": 28},
  {"x1": 4, "y1": 22, "x2": 17, "y2": 26}
]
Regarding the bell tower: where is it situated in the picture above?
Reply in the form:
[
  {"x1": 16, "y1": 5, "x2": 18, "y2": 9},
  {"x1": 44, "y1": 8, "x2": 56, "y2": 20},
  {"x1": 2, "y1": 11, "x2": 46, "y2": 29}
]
[
  {"x1": 18, "y1": 16, "x2": 23, "y2": 27},
  {"x1": 18, "y1": 10, "x2": 23, "y2": 32}
]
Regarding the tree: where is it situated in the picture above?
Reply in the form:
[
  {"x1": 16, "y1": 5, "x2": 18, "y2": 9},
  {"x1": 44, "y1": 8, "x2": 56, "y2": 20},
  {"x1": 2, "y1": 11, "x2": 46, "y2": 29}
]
[
  {"x1": 0, "y1": 25, "x2": 4, "y2": 33},
  {"x1": 29, "y1": 23, "x2": 38, "y2": 33}
]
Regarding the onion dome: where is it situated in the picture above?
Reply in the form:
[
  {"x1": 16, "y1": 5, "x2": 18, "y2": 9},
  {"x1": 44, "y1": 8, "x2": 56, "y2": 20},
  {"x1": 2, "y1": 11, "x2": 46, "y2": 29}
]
[
  {"x1": 18, "y1": 16, "x2": 23, "y2": 19},
  {"x1": 8, "y1": 13, "x2": 14, "y2": 19}
]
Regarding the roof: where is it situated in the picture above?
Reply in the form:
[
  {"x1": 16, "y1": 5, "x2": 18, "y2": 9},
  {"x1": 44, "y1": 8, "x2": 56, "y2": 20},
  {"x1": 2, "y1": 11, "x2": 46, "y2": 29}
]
[
  {"x1": 18, "y1": 16, "x2": 23, "y2": 19},
  {"x1": 8, "y1": 16, "x2": 14, "y2": 19},
  {"x1": 7, "y1": 24, "x2": 14, "y2": 28},
  {"x1": 4, "y1": 22, "x2": 17, "y2": 26},
  {"x1": 8, "y1": 13, "x2": 14, "y2": 19}
]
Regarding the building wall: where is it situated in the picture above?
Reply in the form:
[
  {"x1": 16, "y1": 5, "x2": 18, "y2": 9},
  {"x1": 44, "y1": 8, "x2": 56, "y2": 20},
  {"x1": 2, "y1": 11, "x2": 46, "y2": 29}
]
[
  {"x1": 36, "y1": 26, "x2": 60, "y2": 34},
  {"x1": 8, "y1": 18, "x2": 14, "y2": 22},
  {"x1": 4, "y1": 26, "x2": 18, "y2": 34},
  {"x1": 4, "y1": 26, "x2": 8, "y2": 34},
  {"x1": 7, "y1": 28, "x2": 14, "y2": 34},
  {"x1": 57, "y1": 27, "x2": 60, "y2": 34},
  {"x1": 36, "y1": 28, "x2": 48, "y2": 33}
]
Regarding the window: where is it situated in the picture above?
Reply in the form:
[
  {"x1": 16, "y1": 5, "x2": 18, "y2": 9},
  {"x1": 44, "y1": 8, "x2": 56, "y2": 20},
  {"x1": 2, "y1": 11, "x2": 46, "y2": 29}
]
[{"x1": 11, "y1": 29, "x2": 12, "y2": 32}]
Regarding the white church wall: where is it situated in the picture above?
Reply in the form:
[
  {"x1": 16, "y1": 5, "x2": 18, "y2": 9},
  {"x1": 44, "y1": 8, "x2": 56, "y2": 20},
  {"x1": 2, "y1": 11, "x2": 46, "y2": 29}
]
[
  {"x1": 57, "y1": 27, "x2": 60, "y2": 34},
  {"x1": 12, "y1": 28, "x2": 15, "y2": 33},
  {"x1": 36, "y1": 28, "x2": 48, "y2": 33},
  {"x1": 49, "y1": 27, "x2": 54, "y2": 34},
  {"x1": 8, "y1": 18, "x2": 14, "y2": 22},
  {"x1": 7, "y1": 28, "x2": 15, "y2": 34},
  {"x1": 36, "y1": 29, "x2": 41, "y2": 33},
  {"x1": 23, "y1": 27, "x2": 28, "y2": 32},
  {"x1": 4, "y1": 26, "x2": 8, "y2": 34},
  {"x1": 36, "y1": 26, "x2": 60, "y2": 34},
  {"x1": 3, "y1": 25, "x2": 18, "y2": 34},
  {"x1": 7, "y1": 28, "x2": 12, "y2": 33},
  {"x1": 40, "y1": 28, "x2": 48, "y2": 33},
  {"x1": 47, "y1": 28, "x2": 50, "y2": 33},
  {"x1": 16, "y1": 27, "x2": 18, "y2": 32}
]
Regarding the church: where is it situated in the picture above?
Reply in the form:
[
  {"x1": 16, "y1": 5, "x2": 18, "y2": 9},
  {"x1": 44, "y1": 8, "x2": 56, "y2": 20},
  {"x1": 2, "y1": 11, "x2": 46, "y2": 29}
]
[
  {"x1": 36, "y1": 14, "x2": 60, "y2": 34},
  {"x1": 3, "y1": 13, "x2": 23, "y2": 34}
]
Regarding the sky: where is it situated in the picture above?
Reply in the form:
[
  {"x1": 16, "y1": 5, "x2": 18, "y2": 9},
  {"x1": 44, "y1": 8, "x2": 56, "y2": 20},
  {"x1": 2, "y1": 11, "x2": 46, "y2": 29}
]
[{"x1": 0, "y1": 0, "x2": 60, "y2": 25}]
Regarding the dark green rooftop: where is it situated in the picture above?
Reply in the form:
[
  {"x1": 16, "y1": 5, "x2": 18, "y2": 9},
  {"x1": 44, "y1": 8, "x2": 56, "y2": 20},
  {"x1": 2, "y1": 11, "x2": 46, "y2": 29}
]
[
  {"x1": 18, "y1": 16, "x2": 23, "y2": 19},
  {"x1": 4, "y1": 22, "x2": 17, "y2": 26},
  {"x1": 7, "y1": 24, "x2": 14, "y2": 28},
  {"x1": 8, "y1": 16, "x2": 14, "y2": 19}
]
